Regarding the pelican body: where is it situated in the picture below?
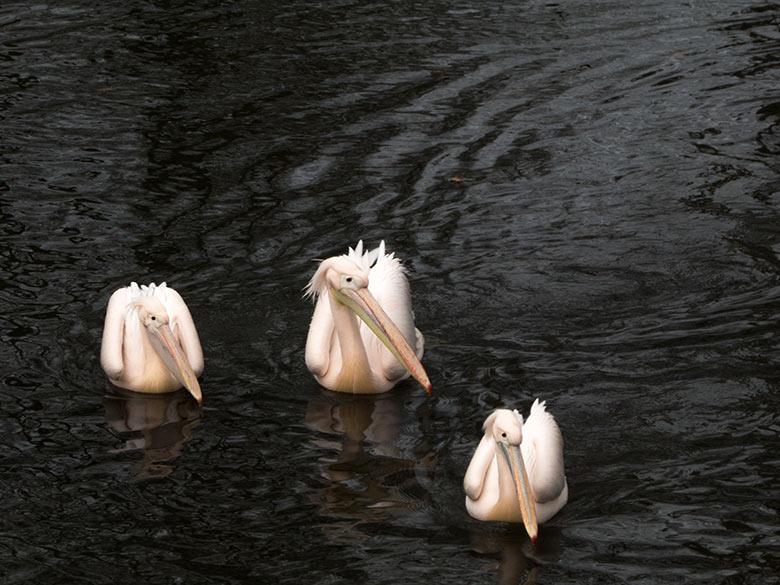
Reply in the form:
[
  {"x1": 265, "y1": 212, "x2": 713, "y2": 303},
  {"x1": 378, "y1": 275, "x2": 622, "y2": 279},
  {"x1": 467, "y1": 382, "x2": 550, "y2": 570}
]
[
  {"x1": 100, "y1": 282, "x2": 204, "y2": 403},
  {"x1": 305, "y1": 241, "x2": 430, "y2": 395},
  {"x1": 464, "y1": 400, "x2": 568, "y2": 541}
]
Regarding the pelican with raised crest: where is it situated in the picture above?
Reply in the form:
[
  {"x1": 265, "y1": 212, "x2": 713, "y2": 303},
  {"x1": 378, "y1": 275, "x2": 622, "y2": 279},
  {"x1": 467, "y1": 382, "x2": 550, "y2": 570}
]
[
  {"x1": 464, "y1": 400, "x2": 568, "y2": 541},
  {"x1": 304, "y1": 240, "x2": 431, "y2": 395},
  {"x1": 100, "y1": 282, "x2": 204, "y2": 404}
]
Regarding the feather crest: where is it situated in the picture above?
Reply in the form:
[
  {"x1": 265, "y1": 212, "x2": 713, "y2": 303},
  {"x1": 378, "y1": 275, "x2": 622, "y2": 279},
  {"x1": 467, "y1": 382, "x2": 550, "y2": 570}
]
[{"x1": 305, "y1": 241, "x2": 403, "y2": 301}]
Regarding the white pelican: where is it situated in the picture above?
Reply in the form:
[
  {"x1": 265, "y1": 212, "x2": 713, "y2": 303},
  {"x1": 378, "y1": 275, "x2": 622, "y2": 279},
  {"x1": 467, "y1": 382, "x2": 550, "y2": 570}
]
[
  {"x1": 100, "y1": 282, "x2": 204, "y2": 404},
  {"x1": 464, "y1": 400, "x2": 568, "y2": 541},
  {"x1": 304, "y1": 240, "x2": 431, "y2": 395}
]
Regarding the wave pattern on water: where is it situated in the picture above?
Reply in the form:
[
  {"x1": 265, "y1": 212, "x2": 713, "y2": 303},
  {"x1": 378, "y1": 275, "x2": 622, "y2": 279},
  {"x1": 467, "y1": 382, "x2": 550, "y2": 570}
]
[{"x1": 1, "y1": 0, "x2": 779, "y2": 583}]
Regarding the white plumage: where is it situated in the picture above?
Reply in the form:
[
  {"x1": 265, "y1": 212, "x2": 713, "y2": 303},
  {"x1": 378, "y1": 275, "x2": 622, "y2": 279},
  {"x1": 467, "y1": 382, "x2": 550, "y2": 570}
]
[
  {"x1": 464, "y1": 400, "x2": 568, "y2": 541},
  {"x1": 100, "y1": 282, "x2": 203, "y2": 403},
  {"x1": 305, "y1": 241, "x2": 430, "y2": 394}
]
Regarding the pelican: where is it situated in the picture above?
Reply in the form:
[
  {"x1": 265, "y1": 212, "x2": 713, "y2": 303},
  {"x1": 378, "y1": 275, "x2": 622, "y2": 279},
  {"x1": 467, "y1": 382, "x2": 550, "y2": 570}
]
[
  {"x1": 100, "y1": 282, "x2": 204, "y2": 404},
  {"x1": 304, "y1": 240, "x2": 431, "y2": 395},
  {"x1": 464, "y1": 400, "x2": 568, "y2": 541}
]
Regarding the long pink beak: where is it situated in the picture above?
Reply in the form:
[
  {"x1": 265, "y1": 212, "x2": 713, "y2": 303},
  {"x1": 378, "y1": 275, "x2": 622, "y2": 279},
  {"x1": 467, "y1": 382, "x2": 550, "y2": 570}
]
[
  {"x1": 148, "y1": 323, "x2": 203, "y2": 404},
  {"x1": 500, "y1": 442, "x2": 538, "y2": 541},
  {"x1": 333, "y1": 286, "x2": 432, "y2": 394}
]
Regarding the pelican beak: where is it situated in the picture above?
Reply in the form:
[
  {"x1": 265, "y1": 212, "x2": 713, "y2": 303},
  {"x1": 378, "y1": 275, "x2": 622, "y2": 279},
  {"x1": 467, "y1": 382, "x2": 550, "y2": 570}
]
[
  {"x1": 147, "y1": 323, "x2": 203, "y2": 404},
  {"x1": 499, "y1": 441, "x2": 538, "y2": 542},
  {"x1": 331, "y1": 287, "x2": 432, "y2": 394}
]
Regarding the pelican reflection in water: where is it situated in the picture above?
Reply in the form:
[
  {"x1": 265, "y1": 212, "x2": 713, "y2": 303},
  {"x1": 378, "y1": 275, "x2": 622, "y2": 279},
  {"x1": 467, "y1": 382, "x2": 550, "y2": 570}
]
[
  {"x1": 304, "y1": 392, "x2": 438, "y2": 538},
  {"x1": 104, "y1": 388, "x2": 202, "y2": 479},
  {"x1": 101, "y1": 282, "x2": 204, "y2": 403},
  {"x1": 464, "y1": 400, "x2": 568, "y2": 541},
  {"x1": 305, "y1": 241, "x2": 431, "y2": 395}
]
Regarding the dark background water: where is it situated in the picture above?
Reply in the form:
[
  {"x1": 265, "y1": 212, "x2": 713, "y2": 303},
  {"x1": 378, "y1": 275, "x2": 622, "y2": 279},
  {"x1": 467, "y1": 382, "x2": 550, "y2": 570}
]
[{"x1": 2, "y1": 0, "x2": 780, "y2": 583}]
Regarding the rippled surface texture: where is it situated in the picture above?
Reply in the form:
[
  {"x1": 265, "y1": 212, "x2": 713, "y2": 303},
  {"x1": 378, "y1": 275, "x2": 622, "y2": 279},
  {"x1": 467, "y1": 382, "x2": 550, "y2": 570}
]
[{"x1": 2, "y1": 1, "x2": 780, "y2": 583}]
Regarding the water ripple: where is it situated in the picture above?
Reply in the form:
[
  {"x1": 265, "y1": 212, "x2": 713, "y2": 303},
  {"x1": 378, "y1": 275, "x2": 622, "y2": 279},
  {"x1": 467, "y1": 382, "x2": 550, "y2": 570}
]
[{"x1": 2, "y1": 0, "x2": 780, "y2": 583}]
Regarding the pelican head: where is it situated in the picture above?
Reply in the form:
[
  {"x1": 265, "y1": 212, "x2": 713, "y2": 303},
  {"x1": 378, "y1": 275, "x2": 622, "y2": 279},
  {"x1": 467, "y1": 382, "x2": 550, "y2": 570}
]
[
  {"x1": 133, "y1": 296, "x2": 202, "y2": 401},
  {"x1": 101, "y1": 282, "x2": 203, "y2": 403},
  {"x1": 309, "y1": 256, "x2": 371, "y2": 299},
  {"x1": 464, "y1": 401, "x2": 568, "y2": 542},
  {"x1": 305, "y1": 242, "x2": 431, "y2": 394}
]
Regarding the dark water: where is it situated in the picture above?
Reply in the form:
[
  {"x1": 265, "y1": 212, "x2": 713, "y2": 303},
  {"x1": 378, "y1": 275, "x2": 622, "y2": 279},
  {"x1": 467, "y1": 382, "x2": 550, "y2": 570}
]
[{"x1": 2, "y1": 0, "x2": 780, "y2": 583}]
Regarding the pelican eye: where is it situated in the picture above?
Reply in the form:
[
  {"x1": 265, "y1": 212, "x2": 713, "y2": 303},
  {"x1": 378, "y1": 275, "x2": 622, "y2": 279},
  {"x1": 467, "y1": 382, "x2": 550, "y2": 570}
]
[
  {"x1": 341, "y1": 274, "x2": 362, "y2": 289},
  {"x1": 151, "y1": 316, "x2": 157, "y2": 321},
  {"x1": 501, "y1": 432, "x2": 507, "y2": 438}
]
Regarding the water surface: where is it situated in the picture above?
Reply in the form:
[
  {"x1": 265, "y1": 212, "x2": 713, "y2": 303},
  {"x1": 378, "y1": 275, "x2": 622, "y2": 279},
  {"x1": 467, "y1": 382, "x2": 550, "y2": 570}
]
[{"x1": 2, "y1": 1, "x2": 779, "y2": 583}]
